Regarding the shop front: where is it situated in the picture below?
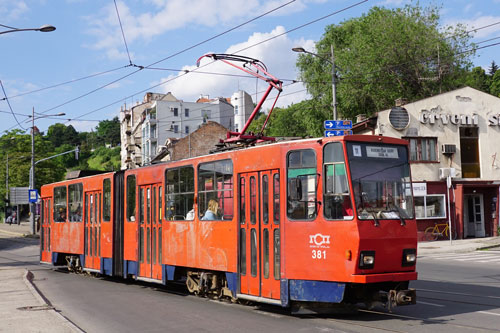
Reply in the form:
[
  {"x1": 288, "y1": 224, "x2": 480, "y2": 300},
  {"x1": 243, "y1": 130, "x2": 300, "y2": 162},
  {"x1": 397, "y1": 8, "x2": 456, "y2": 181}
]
[{"x1": 354, "y1": 87, "x2": 500, "y2": 240}]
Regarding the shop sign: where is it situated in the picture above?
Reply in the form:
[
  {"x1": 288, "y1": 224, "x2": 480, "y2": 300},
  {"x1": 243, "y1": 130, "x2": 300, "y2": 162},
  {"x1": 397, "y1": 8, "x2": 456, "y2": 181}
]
[
  {"x1": 412, "y1": 183, "x2": 427, "y2": 196},
  {"x1": 419, "y1": 110, "x2": 478, "y2": 126},
  {"x1": 488, "y1": 114, "x2": 500, "y2": 126}
]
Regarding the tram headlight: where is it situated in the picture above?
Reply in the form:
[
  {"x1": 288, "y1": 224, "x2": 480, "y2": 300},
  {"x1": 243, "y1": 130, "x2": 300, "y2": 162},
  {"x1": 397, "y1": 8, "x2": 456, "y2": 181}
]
[
  {"x1": 402, "y1": 249, "x2": 416, "y2": 266},
  {"x1": 358, "y1": 251, "x2": 375, "y2": 269}
]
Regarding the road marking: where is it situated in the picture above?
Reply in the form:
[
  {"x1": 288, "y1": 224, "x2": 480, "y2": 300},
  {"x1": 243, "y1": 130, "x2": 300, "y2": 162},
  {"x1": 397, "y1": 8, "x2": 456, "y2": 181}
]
[
  {"x1": 418, "y1": 301, "x2": 444, "y2": 307},
  {"x1": 418, "y1": 289, "x2": 500, "y2": 299},
  {"x1": 478, "y1": 311, "x2": 500, "y2": 316}
]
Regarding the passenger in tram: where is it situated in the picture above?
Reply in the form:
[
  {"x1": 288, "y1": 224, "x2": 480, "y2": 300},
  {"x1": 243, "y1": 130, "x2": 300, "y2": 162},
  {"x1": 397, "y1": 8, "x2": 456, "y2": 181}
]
[
  {"x1": 56, "y1": 208, "x2": 67, "y2": 222},
  {"x1": 71, "y1": 206, "x2": 82, "y2": 222},
  {"x1": 185, "y1": 206, "x2": 195, "y2": 220},
  {"x1": 201, "y1": 199, "x2": 219, "y2": 220}
]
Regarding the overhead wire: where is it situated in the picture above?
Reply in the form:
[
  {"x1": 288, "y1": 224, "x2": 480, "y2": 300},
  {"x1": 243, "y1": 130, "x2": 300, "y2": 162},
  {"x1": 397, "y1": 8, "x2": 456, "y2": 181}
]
[
  {"x1": 114, "y1": 0, "x2": 133, "y2": 66},
  {"x1": 35, "y1": 0, "x2": 297, "y2": 118},
  {"x1": 60, "y1": 0, "x2": 370, "y2": 123},
  {"x1": 0, "y1": 80, "x2": 25, "y2": 130}
]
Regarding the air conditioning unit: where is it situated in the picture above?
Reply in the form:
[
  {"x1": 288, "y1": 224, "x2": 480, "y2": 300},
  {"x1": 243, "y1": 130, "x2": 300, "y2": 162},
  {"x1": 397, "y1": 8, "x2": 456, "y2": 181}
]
[
  {"x1": 442, "y1": 144, "x2": 456, "y2": 154},
  {"x1": 439, "y1": 167, "x2": 456, "y2": 179}
]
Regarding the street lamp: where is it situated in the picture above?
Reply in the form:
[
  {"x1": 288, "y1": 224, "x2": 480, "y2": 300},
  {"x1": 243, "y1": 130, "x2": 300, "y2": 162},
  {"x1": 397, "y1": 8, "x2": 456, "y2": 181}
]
[
  {"x1": 293, "y1": 45, "x2": 338, "y2": 120},
  {"x1": 29, "y1": 108, "x2": 65, "y2": 235},
  {"x1": 0, "y1": 24, "x2": 56, "y2": 35}
]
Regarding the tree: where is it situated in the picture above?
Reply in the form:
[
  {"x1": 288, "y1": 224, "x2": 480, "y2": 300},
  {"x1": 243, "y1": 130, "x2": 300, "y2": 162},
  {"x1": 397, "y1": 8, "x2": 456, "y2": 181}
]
[
  {"x1": 296, "y1": 3, "x2": 473, "y2": 121},
  {"x1": 465, "y1": 67, "x2": 490, "y2": 93},
  {"x1": 490, "y1": 70, "x2": 500, "y2": 97},
  {"x1": 95, "y1": 117, "x2": 120, "y2": 146},
  {"x1": 488, "y1": 60, "x2": 498, "y2": 76}
]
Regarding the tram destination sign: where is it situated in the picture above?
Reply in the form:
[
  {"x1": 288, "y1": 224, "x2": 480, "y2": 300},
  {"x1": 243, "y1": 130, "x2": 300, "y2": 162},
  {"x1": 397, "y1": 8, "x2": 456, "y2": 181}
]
[
  {"x1": 325, "y1": 130, "x2": 353, "y2": 137},
  {"x1": 324, "y1": 120, "x2": 353, "y2": 130}
]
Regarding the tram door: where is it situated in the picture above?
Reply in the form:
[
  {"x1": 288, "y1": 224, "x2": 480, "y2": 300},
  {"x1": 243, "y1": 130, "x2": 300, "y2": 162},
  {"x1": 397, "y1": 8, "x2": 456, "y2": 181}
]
[
  {"x1": 84, "y1": 191, "x2": 102, "y2": 270},
  {"x1": 40, "y1": 198, "x2": 52, "y2": 263},
  {"x1": 138, "y1": 184, "x2": 162, "y2": 279},
  {"x1": 239, "y1": 170, "x2": 280, "y2": 299}
]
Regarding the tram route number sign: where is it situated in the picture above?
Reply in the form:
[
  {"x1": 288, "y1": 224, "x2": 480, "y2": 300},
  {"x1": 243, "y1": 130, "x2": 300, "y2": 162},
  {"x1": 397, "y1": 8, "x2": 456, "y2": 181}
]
[
  {"x1": 324, "y1": 130, "x2": 353, "y2": 137},
  {"x1": 324, "y1": 120, "x2": 352, "y2": 130}
]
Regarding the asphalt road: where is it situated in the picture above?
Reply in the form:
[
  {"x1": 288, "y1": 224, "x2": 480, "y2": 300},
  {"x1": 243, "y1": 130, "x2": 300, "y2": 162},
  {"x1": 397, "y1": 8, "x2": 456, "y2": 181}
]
[{"x1": 2, "y1": 235, "x2": 500, "y2": 333}]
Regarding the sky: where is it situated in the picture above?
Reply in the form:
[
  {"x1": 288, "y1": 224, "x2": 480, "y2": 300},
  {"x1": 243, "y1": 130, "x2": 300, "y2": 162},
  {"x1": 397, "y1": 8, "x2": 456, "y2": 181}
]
[{"x1": 1, "y1": 0, "x2": 499, "y2": 134}]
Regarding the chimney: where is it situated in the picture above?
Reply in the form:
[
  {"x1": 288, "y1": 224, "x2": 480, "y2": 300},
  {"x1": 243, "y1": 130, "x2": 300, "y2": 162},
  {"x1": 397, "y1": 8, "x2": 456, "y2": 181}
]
[{"x1": 356, "y1": 114, "x2": 367, "y2": 123}]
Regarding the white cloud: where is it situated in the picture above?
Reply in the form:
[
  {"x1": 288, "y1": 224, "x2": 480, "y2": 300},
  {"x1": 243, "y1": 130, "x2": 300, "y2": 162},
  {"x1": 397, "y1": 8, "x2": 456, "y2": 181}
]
[
  {"x1": 155, "y1": 26, "x2": 314, "y2": 109},
  {"x1": 0, "y1": 1, "x2": 29, "y2": 22},
  {"x1": 445, "y1": 15, "x2": 500, "y2": 38},
  {"x1": 66, "y1": 119, "x2": 99, "y2": 132},
  {"x1": 85, "y1": 0, "x2": 317, "y2": 59}
]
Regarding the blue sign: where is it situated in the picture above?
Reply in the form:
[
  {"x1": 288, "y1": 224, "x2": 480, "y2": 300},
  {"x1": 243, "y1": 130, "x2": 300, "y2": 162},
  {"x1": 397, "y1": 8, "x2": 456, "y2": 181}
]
[
  {"x1": 28, "y1": 189, "x2": 38, "y2": 203},
  {"x1": 324, "y1": 130, "x2": 353, "y2": 137},
  {"x1": 324, "y1": 120, "x2": 352, "y2": 130}
]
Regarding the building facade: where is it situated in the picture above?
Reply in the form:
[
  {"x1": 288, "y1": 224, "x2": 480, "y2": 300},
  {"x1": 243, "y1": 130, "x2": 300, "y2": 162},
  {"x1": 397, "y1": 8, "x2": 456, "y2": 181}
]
[
  {"x1": 121, "y1": 91, "x2": 254, "y2": 168},
  {"x1": 354, "y1": 87, "x2": 500, "y2": 240}
]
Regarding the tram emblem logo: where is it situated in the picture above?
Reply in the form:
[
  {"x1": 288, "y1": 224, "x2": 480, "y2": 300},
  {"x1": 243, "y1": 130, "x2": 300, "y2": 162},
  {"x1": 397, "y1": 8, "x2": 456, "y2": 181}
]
[{"x1": 309, "y1": 233, "x2": 330, "y2": 247}]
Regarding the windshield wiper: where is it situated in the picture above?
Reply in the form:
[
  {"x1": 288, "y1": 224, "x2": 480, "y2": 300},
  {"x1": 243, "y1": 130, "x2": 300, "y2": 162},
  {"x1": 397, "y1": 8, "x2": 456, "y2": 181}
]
[{"x1": 386, "y1": 203, "x2": 406, "y2": 226}]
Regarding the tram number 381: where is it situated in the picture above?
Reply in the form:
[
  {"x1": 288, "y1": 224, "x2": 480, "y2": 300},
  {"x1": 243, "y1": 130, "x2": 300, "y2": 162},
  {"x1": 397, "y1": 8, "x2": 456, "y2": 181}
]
[{"x1": 312, "y1": 250, "x2": 327, "y2": 259}]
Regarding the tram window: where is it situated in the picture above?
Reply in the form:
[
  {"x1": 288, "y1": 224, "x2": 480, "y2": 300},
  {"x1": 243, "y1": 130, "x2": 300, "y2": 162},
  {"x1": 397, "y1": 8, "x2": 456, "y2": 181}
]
[
  {"x1": 68, "y1": 183, "x2": 83, "y2": 222},
  {"x1": 250, "y1": 177, "x2": 256, "y2": 224},
  {"x1": 263, "y1": 228, "x2": 269, "y2": 278},
  {"x1": 287, "y1": 150, "x2": 317, "y2": 220},
  {"x1": 103, "y1": 178, "x2": 111, "y2": 222},
  {"x1": 159, "y1": 186, "x2": 162, "y2": 222},
  {"x1": 323, "y1": 143, "x2": 353, "y2": 220},
  {"x1": 240, "y1": 229, "x2": 246, "y2": 275},
  {"x1": 250, "y1": 228, "x2": 257, "y2": 277},
  {"x1": 273, "y1": 174, "x2": 280, "y2": 224},
  {"x1": 165, "y1": 166, "x2": 194, "y2": 221},
  {"x1": 54, "y1": 186, "x2": 67, "y2": 222},
  {"x1": 126, "y1": 175, "x2": 136, "y2": 222},
  {"x1": 140, "y1": 188, "x2": 144, "y2": 225},
  {"x1": 273, "y1": 229, "x2": 280, "y2": 280},
  {"x1": 262, "y1": 175, "x2": 269, "y2": 224},
  {"x1": 198, "y1": 160, "x2": 233, "y2": 221},
  {"x1": 239, "y1": 178, "x2": 245, "y2": 225}
]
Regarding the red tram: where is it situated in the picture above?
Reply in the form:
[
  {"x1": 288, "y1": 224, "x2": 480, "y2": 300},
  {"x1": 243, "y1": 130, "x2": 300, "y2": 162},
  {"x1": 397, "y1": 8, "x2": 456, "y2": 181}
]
[{"x1": 40, "y1": 134, "x2": 417, "y2": 311}]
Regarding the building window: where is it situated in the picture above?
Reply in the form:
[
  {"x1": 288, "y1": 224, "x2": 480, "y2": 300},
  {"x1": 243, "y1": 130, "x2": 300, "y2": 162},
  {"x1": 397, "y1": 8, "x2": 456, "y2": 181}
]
[
  {"x1": 172, "y1": 108, "x2": 178, "y2": 117},
  {"x1": 414, "y1": 194, "x2": 446, "y2": 219},
  {"x1": 406, "y1": 137, "x2": 437, "y2": 162},
  {"x1": 151, "y1": 125, "x2": 156, "y2": 138},
  {"x1": 235, "y1": 105, "x2": 238, "y2": 115},
  {"x1": 173, "y1": 125, "x2": 178, "y2": 133},
  {"x1": 202, "y1": 110, "x2": 211, "y2": 123},
  {"x1": 185, "y1": 126, "x2": 189, "y2": 134},
  {"x1": 460, "y1": 127, "x2": 480, "y2": 178},
  {"x1": 185, "y1": 108, "x2": 189, "y2": 117}
]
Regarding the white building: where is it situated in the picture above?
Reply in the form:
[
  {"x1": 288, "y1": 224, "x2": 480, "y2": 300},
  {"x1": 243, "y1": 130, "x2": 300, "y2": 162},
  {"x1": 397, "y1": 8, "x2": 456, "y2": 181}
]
[
  {"x1": 121, "y1": 90, "x2": 254, "y2": 167},
  {"x1": 353, "y1": 87, "x2": 500, "y2": 240}
]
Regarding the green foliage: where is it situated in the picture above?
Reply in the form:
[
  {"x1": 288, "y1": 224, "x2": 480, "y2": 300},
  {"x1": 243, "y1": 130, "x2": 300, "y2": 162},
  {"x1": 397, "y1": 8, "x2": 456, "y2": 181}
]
[
  {"x1": 489, "y1": 60, "x2": 499, "y2": 76},
  {"x1": 0, "y1": 119, "x2": 121, "y2": 210},
  {"x1": 465, "y1": 67, "x2": 490, "y2": 92},
  {"x1": 490, "y1": 70, "x2": 500, "y2": 97},
  {"x1": 296, "y1": 3, "x2": 474, "y2": 121}
]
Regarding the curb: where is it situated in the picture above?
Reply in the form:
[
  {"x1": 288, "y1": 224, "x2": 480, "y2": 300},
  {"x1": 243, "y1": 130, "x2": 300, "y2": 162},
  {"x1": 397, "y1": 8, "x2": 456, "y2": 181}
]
[
  {"x1": 23, "y1": 270, "x2": 83, "y2": 333},
  {"x1": 0, "y1": 228, "x2": 40, "y2": 238}
]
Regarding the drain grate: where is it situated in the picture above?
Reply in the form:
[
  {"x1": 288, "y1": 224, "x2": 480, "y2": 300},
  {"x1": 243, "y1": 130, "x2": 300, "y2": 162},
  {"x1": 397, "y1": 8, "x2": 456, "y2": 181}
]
[{"x1": 17, "y1": 305, "x2": 54, "y2": 311}]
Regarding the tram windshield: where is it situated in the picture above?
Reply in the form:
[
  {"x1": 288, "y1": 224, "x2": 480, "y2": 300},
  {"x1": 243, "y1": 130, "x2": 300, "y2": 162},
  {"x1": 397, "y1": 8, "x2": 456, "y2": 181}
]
[{"x1": 346, "y1": 142, "x2": 414, "y2": 221}]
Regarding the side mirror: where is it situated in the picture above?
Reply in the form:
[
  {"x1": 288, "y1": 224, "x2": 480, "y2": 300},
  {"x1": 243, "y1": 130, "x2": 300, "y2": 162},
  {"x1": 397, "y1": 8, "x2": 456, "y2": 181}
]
[{"x1": 289, "y1": 178, "x2": 302, "y2": 201}]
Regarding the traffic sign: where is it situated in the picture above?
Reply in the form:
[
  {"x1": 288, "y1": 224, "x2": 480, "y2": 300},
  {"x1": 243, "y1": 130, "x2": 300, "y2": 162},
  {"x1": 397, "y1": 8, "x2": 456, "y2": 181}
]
[
  {"x1": 324, "y1": 120, "x2": 352, "y2": 130},
  {"x1": 324, "y1": 130, "x2": 353, "y2": 137},
  {"x1": 28, "y1": 189, "x2": 38, "y2": 203}
]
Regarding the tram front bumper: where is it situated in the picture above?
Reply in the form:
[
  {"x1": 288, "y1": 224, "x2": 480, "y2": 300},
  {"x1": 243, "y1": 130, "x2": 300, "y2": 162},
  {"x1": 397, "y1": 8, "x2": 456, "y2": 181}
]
[{"x1": 350, "y1": 271, "x2": 418, "y2": 283}]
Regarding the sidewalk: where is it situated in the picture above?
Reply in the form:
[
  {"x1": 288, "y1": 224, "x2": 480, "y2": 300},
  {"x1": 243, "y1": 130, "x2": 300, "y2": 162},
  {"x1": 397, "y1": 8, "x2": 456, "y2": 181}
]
[
  {"x1": 0, "y1": 221, "x2": 80, "y2": 332},
  {"x1": 417, "y1": 236, "x2": 500, "y2": 255}
]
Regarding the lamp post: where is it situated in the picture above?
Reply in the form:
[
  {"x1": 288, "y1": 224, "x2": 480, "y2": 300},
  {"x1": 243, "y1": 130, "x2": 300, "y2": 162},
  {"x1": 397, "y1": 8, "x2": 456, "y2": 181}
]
[
  {"x1": 0, "y1": 24, "x2": 56, "y2": 35},
  {"x1": 292, "y1": 45, "x2": 338, "y2": 120},
  {"x1": 29, "y1": 108, "x2": 65, "y2": 235}
]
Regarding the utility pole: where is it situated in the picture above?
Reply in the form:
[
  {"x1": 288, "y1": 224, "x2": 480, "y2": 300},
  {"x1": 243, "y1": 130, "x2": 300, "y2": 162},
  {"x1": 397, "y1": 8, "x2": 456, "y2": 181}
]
[
  {"x1": 30, "y1": 107, "x2": 36, "y2": 235},
  {"x1": 331, "y1": 44, "x2": 338, "y2": 121}
]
